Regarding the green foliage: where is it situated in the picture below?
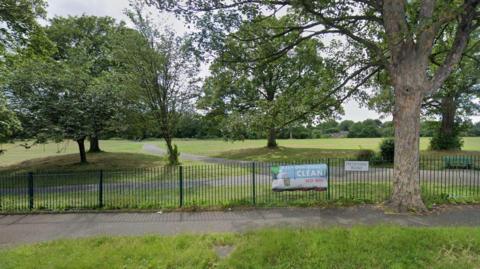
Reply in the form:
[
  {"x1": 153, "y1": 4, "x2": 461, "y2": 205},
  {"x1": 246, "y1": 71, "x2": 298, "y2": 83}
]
[
  {"x1": 339, "y1": 120, "x2": 354, "y2": 131},
  {"x1": 380, "y1": 138, "x2": 395, "y2": 162},
  {"x1": 168, "y1": 144, "x2": 180, "y2": 166},
  {"x1": 0, "y1": 0, "x2": 46, "y2": 54},
  {"x1": 200, "y1": 16, "x2": 342, "y2": 145},
  {"x1": 348, "y1": 119, "x2": 382, "y2": 138},
  {"x1": 0, "y1": 93, "x2": 21, "y2": 143},
  {"x1": 4, "y1": 15, "x2": 128, "y2": 162},
  {"x1": 430, "y1": 132, "x2": 464, "y2": 151},
  {"x1": 356, "y1": 149, "x2": 375, "y2": 160},
  {"x1": 467, "y1": 122, "x2": 480, "y2": 136},
  {"x1": 116, "y1": 2, "x2": 200, "y2": 165}
]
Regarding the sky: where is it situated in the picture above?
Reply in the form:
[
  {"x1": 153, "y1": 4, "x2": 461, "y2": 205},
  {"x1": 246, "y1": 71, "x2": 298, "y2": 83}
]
[{"x1": 45, "y1": 0, "x2": 390, "y2": 122}]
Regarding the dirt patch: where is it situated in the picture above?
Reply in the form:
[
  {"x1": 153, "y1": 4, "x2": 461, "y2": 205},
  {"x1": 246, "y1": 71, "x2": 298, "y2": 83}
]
[{"x1": 214, "y1": 245, "x2": 236, "y2": 259}]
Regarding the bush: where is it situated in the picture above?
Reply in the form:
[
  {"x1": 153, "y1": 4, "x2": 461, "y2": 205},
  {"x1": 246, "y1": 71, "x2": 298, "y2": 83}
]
[
  {"x1": 380, "y1": 138, "x2": 395, "y2": 163},
  {"x1": 430, "y1": 132, "x2": 463, "y2": 150},
  {"x1": 356, "y1": 150, "x2": 375, "y2": 160}
]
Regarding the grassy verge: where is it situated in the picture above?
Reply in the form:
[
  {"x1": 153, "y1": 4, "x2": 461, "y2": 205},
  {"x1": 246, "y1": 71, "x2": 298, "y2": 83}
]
[{"x1": 2, "y1": 226, "x2": 480, "y2": 268}]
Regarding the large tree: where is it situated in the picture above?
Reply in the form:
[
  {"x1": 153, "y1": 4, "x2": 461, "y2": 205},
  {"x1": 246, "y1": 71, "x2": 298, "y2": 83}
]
[
  {"x1": 150, "y1": 0, "x2": 480, "y2": 211},
  {"x1": 5, "y1": 16, "x2": 125, "y2": 163},
  {"x1": 0, "y1": 0, "x2": 46, "y2": 149},
  {"x1": 45, "y1": 16, "x2": 124, "y2": 153},
  {"x1": 200, "y1": 17, "x2": 342, "y2": 148},
  {"x1": 115, "y1": 2, "x2": 200, "y2": 165}
]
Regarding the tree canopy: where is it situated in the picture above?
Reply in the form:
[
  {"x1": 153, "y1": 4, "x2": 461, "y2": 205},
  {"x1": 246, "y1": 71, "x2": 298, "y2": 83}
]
[{"x1": 200, "y1": 16, "x2": 342, "y2": 147}]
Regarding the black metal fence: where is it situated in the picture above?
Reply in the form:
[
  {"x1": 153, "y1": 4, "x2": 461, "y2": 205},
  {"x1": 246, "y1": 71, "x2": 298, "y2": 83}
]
[{"x1": 1, "y1": 157, "x2": 480, "y2": 212}]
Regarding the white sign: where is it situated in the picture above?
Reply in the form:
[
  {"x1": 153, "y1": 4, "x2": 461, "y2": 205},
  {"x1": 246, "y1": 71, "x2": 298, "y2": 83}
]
[{"x1": 345, "y1": 161, "x2": 369, "y2": 172}]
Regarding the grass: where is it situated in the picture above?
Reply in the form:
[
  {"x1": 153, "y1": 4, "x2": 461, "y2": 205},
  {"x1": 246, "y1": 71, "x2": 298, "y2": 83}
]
[
  {"x1": 0, "y1": 139, "x2": 147, "y2": 167},
  {"x1": 2, "y1": 178, "x2": 479, "y2": 212},
  {"x1": 158, "y1": 137, "x2": 480, "y2": 162},
  {"x1": 2, "y1": 137, "x2": 480, "y2": 168},
  {"x1": 0, "y1": 152, "x2": 166, "y2": 173},
  {"x1": 164, "y1": 137, "x2": 480, "y2": 154},
  {"x1": 2, "y1": 226, "x2": 480, "y2": 268},
  {"x1": 214, "y1": 146, "x2": 362, "y2": 162}
]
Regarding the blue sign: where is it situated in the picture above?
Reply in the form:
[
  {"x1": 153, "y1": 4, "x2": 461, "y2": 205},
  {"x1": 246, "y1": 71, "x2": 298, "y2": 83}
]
[{"x1": 271, "y1": 164, "x2": 328, "y2": 192}]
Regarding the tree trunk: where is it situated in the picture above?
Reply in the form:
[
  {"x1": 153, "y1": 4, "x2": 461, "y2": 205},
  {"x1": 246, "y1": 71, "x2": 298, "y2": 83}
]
[
  {"x1": 440, "y1": 95, "x2": 456, "y2": 137},
  {"x1": 89, "y1": 136, "x2": 101, "y2": 153},
  {"x1": 267, "y1": 127, "x2": 277, "y2": 148},
  {"x1": 164, "y1": 137, "x2": 179, "y2": 165},
  {"x1": 76, "y1": 137, "x2": 88, "y2": 164},
  {"x1": 389, "y1": 89, "x2": 426, "y2": 212}
]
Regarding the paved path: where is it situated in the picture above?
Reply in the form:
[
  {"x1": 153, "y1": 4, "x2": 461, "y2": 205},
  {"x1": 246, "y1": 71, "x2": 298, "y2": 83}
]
[
  {"x1": 1, "y1": 205, "x2": 480, "y2": 247},
  {"x1": 143, "y1": 144, "x2": 250, "y2": 165}
]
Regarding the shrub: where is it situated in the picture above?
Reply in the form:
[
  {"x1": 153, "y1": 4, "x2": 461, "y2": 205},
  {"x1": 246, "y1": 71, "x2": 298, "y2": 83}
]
[
  {"x1": 429, "y1": 132, "x2": 463, "y2": 150},
  {"x1": 356, "y1": 150, "x2": 375, "y2": 160},
  {"x1": 380, "y1": 138, "x2": 395, "y2": 163}
]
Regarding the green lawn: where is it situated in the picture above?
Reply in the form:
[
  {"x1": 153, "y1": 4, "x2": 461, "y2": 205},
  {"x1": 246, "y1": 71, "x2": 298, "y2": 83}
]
[
  {"x1": 0, "y1": 152, "x2": 166, "y2": 173},
  {"x1": 0, "y1": 139, "x2": 147, "y2": 167},
  {"x1": 166, "y1": 137, "x2": 480, "y2": 153},
  {"x1": 1, "y1": 226, "x2": 480, "y2": 268},
  {"x1": 2, "y1": 137, "x2": 480, "y2": 170},
  {"x1": 162, "y1": 137, "x2": 480, "y2": 162}
]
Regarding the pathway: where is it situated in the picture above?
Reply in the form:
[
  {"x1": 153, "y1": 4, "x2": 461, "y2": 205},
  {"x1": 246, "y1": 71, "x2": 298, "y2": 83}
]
[
  {"x1": 2, "y1": 205, "x2": 480, "y2": 247},
  {"x1": 143, "y1": 144, "x2": 250, "y2": 165}
]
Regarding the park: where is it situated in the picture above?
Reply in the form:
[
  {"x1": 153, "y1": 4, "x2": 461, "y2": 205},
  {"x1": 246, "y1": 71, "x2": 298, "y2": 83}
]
[{"x1": 1, "y1": 0, "x2": 480, "y2": 268}]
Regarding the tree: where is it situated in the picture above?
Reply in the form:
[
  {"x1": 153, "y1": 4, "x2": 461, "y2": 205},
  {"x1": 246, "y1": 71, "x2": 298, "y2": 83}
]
[
  {"x1": 427, "y1": 49, "x2": 480, "y2": 150},
  {"x1": 7, "y1": 58, "x2": 93, "y2": 163},
  {"x1": 0, "y1": 0, "x2": 46, "y2": 54},
  {"x1": 0, "y1": 92, "x2": 21, "y2": 147},
  {"x1": 5, "y1": 16, "x2": 126, "y2": 164},
  {"x1": 339, "y1": 120, "x2": 354, "y2": 132},
  {"x1": 200, "y1": 17, "x2": 341, "y2": 148},
  {"x1": 116, "y1": 2, "x2": 200, "y2": 165},
  {"x1": 149, "y1": 0, "x2": 480, "y2": 211},
  {"x1": 45, "y1": 16, "x2": 125, "y2": 153},
  {"x1": 467, "y1": 122, "x2": 480, "y2": 136},
  {"x1": 348, "y1": 119, "x2": 382, "y2": 138}
]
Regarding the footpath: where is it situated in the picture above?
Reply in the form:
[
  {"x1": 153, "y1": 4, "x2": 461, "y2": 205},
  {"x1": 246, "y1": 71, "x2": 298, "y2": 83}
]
[{"x1": 1, "y1": 205, "x2": 480, "y2": 247}]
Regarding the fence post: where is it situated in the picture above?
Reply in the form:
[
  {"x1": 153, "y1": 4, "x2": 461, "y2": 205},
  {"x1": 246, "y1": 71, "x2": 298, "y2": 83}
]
[
  {"x1": 327, "y1": 159, "x2": 331, "y2": 200},
  {"x1": 179, "y1": 166, "x2": 184, "y2": 208},
  {"x1": 252, "y1": 162, "x2": 256, "y2": 205},
  {"x1": 28, "y1": 172, "x2": 34, "y2": 210},
  {"x1": 98, "y1": 170, "x2": 104, "y2": 208}
]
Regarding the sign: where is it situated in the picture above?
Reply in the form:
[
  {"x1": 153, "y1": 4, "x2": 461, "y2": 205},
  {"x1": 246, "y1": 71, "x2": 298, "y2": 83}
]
[
  {"x1": 271, "y1": 164, "x2": 328, "y2": 192},
  {"x1": 344, "y1": 161, "x2": 369, "y2": 172}
]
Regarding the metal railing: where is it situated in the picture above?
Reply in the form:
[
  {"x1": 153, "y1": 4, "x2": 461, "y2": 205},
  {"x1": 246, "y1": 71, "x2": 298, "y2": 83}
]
[{"x1": 1, "y1": 157, "x2": 480, "y2": 212}]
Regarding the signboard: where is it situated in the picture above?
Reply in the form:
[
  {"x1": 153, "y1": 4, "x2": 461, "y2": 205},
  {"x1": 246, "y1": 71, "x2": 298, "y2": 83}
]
[
  {"x1": 344, "y1": 161, "x2": 369, "y2": 172},
  {"x1": 271, "y1": 164, "x2": 328, "y2": 192}
]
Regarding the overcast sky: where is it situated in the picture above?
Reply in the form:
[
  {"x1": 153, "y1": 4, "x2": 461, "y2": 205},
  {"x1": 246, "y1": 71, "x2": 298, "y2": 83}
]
[{"x1": 45, "y1": 0, "x2": 391, "y2": 122}]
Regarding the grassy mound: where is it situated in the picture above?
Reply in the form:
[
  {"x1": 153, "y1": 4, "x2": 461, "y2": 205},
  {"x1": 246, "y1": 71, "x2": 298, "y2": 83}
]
[
  {"x1": 0, "y1": 152, "x2": 165, "y2": 173},
  {"x1": 1, "y1": 226, "x2": 480, "y2": 268}
]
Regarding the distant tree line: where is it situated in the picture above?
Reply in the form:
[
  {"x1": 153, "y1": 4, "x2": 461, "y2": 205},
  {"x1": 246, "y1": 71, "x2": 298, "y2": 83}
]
[{"x1": 50, "y1": 114, "x2": 476, "y2": 141}]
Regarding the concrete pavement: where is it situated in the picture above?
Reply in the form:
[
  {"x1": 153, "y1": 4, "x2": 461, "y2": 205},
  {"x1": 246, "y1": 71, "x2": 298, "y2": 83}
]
[{"x1": 2, "y1": 205, "x2": 480, "y2": 247}]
